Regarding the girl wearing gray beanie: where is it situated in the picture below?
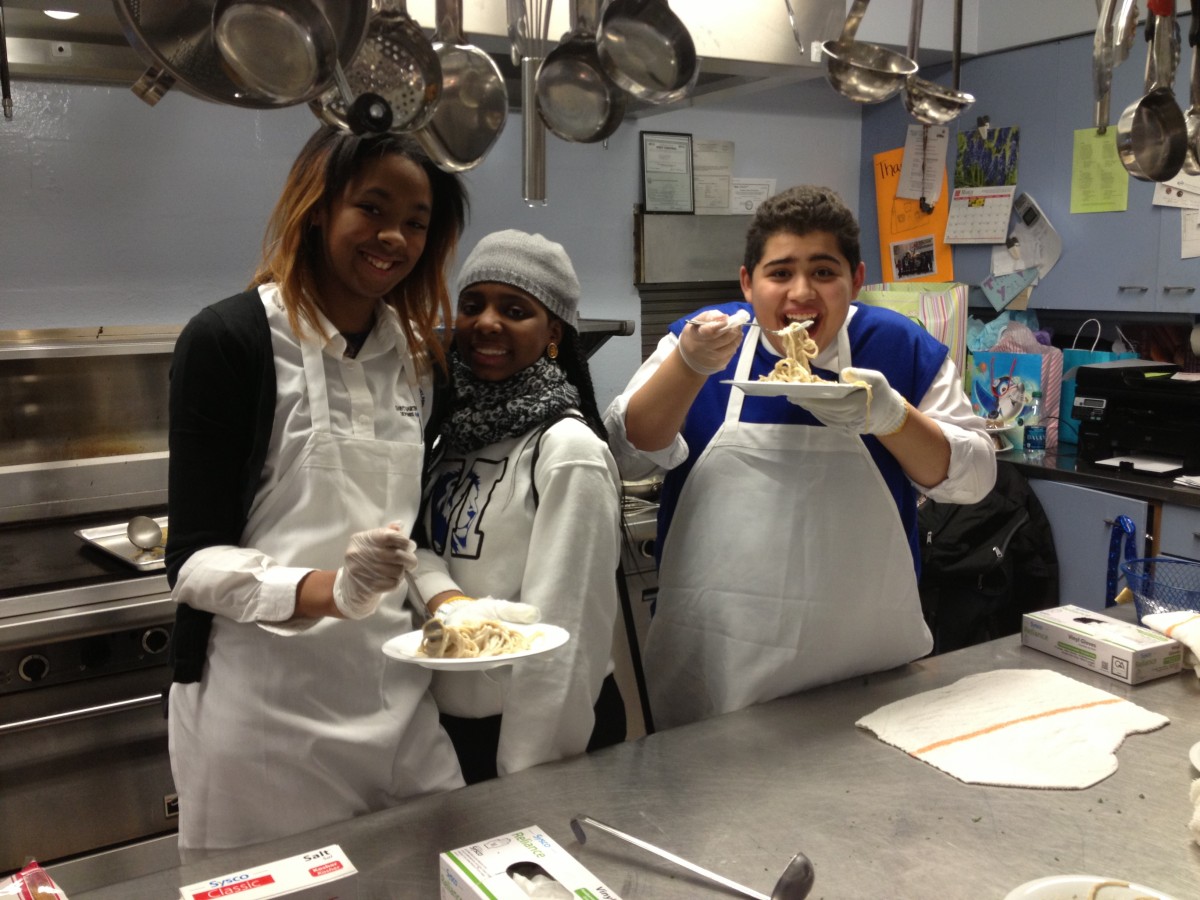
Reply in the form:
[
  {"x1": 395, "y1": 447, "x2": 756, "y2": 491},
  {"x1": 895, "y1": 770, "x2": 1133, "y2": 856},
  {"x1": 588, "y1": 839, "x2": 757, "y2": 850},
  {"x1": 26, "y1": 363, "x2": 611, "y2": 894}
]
[{"x1": 409, "y1": 229, "x2": 627, "y2": 783}]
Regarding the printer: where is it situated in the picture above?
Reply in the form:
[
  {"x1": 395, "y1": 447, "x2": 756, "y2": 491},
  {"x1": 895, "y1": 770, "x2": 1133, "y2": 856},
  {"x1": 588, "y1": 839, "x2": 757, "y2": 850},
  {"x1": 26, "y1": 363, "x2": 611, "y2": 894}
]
[{"x1": 1072, "y1": 359, "x2": 1200, "y2": 474}]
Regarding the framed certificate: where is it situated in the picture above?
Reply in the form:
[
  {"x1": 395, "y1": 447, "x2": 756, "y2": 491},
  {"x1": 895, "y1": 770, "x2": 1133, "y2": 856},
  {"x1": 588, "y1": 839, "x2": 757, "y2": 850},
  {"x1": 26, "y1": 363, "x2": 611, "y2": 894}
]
[{"x1": 641, "y1": 131, "x2": 694, "y2": 214}]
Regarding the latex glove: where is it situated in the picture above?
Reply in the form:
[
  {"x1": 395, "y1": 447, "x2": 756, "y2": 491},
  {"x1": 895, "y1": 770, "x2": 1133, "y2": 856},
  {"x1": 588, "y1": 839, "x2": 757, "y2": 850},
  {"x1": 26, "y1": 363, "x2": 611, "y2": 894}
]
[
  {"x1": 788, "y1": 366, "x2": 909, "y2": 436},
  {"x1": 332, "y1": 524, "x2": 418, "y2": 619},
  {"x1": 437, "y1": 595, "x2": 541, "y2": 625},
  {"x1": 676, "y1": 310, "x2": 747, "y2": 376}
]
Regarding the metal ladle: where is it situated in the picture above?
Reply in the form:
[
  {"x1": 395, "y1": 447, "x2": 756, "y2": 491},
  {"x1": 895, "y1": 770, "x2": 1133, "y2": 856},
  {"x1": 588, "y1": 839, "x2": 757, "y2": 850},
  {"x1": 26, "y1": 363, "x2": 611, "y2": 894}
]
[
  {"x1": 416, "y1": 0, "x2": 508, "y2": 171},
  {"x1": 822, "y1": 0, "x2": 917, "y2": 104},
  {"x1": 902, "y1": 0, "x2": 974, "y2": 125},
  {"x1": 571, "y1": 815, "x2": 815, "y2": 900},
  {"x1": 127, "y1": 516, "x2": 164, "y2": 551}
]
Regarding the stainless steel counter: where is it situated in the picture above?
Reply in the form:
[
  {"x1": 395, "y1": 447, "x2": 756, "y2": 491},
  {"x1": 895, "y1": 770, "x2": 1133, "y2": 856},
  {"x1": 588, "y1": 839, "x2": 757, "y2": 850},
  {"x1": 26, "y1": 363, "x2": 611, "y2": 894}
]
[{"x1": 62, "y1": 635, "x2": 1200, "y2": 899}]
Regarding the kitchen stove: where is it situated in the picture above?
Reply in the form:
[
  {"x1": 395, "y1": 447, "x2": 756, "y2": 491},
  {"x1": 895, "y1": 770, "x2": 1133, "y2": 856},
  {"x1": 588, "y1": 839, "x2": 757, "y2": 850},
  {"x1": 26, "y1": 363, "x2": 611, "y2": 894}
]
[{"x1": 0, "y1": 326, "x2": 178, "y2": 880}]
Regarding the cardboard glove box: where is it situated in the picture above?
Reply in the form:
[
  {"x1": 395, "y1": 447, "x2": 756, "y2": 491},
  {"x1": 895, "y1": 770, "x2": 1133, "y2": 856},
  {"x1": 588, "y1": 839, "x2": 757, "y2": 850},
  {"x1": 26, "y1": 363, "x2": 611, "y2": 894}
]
[
  {"x1": 1022, "y1": 605, "x2": 1182, "y2": 685},
  {"x1": 440, "y1": 825, "x2": 621, "y2": 900}
]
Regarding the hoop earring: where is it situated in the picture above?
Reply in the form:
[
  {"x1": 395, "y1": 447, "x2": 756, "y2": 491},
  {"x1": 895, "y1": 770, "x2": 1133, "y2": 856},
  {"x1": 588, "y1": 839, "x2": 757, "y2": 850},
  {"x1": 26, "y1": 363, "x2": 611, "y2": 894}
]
[{"x1": 546, "y1": 342, "x2": 559, "y2": 360}]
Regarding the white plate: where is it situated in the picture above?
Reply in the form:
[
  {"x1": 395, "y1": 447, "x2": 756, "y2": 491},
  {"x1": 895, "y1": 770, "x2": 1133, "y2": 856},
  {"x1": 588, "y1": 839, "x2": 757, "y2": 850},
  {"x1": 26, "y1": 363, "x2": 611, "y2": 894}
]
[
  {"x1": 1190, "y1": 740, "x2": 1200, "y2": 772},
  {"x1": 991, "y1": 432, "x2": 1014, "y2": 454},
  {"x1": 723, "y1": 379, "x2": 863, "y2": 400},
  {"x1": 382, "y1": 622, "x2": 570, "y2": 671},
  {"x1": 1003, "y1": 874, "x2": 1181, "y2": 900},
  {"x1": 984, "y1": 422, "x2": 1019, "y2": 434}
]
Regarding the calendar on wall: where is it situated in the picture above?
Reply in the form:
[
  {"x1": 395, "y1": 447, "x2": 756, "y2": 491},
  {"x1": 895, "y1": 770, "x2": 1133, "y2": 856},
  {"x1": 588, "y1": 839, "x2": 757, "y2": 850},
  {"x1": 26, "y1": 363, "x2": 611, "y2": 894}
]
[
  {"x1": 944, "y1": 185, "x2": 1017, "y2": 244},
  {"x1": 946, "y1": 125, "x2": 1020, "y2": 245}
]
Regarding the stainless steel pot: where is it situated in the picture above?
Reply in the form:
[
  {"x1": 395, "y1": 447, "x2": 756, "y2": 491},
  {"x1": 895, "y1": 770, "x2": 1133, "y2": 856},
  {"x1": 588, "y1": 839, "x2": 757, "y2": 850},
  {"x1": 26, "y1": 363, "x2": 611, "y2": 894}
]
[
  {"x1": 112, "y1": 0, "x2": 370, "y2": 109},
  {"x1": 211, "y1": 0, "x2": 340, "y2": 105},
  {"x1": 536, "y1": 0, "x2": 625, "y2": 142},
  {"x1": 1116, "y1": 7, "x2": 1188, "y2": 182},
  {"x1": 596, "y1": 0, "x2": 699, "y2": 105}
]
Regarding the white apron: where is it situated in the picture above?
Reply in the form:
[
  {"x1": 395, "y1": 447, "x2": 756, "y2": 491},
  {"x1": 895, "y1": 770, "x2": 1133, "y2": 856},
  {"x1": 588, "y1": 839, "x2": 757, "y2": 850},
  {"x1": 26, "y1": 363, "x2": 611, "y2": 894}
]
[
  {"x1": 643, "y1": 323, "x2": 932, "y2": 730},
  {"x1": 170, "y1": 305, "x2": 462, "y2": 853}
]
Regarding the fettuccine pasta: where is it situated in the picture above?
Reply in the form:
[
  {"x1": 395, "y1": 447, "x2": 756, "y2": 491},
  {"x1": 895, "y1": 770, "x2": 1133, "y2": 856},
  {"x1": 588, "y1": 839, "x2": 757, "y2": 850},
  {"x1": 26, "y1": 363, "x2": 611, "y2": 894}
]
[
  {"x1": 420, "y1": 619, "x2": 533, "y2": 659},
  {"x1": 758, "y1": 321, "x2": 830, "y2": 384}
]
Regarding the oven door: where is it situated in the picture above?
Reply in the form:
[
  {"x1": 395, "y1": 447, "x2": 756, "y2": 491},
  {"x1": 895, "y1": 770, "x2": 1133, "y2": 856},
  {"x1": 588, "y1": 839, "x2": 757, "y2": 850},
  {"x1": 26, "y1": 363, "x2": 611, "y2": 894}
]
[{"x1": 1, "y1": 640, "x2": 177, "y2": 872}]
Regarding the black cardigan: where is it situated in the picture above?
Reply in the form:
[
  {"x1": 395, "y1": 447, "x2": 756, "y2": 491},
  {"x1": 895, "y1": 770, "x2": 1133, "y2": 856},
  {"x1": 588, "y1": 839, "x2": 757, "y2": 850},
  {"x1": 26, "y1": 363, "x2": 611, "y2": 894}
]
[{"x1": 166, "y1": 290, "x2": 277, "y2": 683}]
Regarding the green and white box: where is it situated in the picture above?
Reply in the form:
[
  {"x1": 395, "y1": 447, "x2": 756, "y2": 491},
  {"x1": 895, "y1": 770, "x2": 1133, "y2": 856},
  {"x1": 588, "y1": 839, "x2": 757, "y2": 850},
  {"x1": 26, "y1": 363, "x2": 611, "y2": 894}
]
[
  {"x1": 1022, "y1": 604, "x2": 1183, "y2": 685},
  {"x1": 440, "y1": 825, "x2": 621, "y2": 900}
]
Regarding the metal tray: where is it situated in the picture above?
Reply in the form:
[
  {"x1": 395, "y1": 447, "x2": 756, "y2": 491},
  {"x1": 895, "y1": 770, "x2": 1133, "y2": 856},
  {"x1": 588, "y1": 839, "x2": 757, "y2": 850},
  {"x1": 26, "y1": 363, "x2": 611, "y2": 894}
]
[{"x1": 75, "y1": 517, "x2": 168, "y2": 571}]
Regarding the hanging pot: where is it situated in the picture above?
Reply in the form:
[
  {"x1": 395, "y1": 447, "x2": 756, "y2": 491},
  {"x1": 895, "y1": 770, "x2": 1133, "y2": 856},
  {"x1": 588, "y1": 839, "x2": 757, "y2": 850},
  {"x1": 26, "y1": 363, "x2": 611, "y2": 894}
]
[
  {"x1": 112, "y1": 0, "x2": 370, "y2": 109},
  {"x1": 415, "y1": 0, "x2": 508, "y2": 171},
  {"x1": 211, "y1": 0, "x2": 340, "y2": 105},
  {"x1": 1116, "y1": 3, "x2": 1188, "y2": 182},
  {"x1": 1182, "y1": 0, "x2": 1200, "y2": 175},
  {"x1": 595, "y1": 0, "x2": 699, "y2": 105},
  {"x1": 536, "y1": 0, "x2": 625, "y2": 142}
]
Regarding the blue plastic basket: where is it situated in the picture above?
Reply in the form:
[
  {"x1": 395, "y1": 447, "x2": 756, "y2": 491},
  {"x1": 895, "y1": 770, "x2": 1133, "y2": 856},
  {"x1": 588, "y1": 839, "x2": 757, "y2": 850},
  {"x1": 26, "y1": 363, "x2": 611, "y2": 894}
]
[{"x1": 1119, "y1": 557, "x2": 1200, "y2": 622}]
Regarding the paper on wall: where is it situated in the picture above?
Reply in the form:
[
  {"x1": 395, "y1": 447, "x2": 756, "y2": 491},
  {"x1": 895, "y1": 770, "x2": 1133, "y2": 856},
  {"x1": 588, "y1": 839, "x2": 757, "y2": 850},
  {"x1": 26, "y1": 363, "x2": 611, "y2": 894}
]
[
  {"x1": 898, "y1": 124, "x2": 949, "y2": 204},
  {"x1": 1153, "y1": 182, "x2": 1200, "y2": 209},
  {"x1": 1005, "y1": 193, "x2": 1060, "y2": 279},
  {"x1": 730, "y1": 178, "x2": 775, "y2": 214},
  {"x1": 693, "y1": 139, "x2": 734, "y2": 215},
  {"x1": 1182, "y1": 208, "x2": 1200, "y2": 259}
]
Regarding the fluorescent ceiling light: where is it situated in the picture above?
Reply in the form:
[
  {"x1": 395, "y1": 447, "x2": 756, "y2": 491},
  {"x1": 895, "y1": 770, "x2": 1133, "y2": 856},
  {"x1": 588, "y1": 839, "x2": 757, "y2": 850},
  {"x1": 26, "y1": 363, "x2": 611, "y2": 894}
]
[{"x1": 44, "y1": 10, "x2": 81, "y2": 20}]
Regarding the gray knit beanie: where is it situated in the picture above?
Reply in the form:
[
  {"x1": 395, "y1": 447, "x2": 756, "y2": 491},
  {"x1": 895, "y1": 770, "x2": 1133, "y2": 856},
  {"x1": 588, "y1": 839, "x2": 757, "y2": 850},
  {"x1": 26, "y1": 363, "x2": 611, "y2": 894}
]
[{"x1": 455, "y1": 230, "x2": 580, "y2": 330}]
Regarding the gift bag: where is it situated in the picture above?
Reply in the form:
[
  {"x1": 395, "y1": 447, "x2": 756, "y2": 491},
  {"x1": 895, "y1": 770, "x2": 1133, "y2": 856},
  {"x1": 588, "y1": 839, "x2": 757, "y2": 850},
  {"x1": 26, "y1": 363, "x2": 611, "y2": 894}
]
[
  {"x1": 1059, "y1": 319, "x2": 1139, "y2": 445},
  {"x1": 965, "y1": 323, "x2": 1062, "y2": 450},
  {"x1": 858, "y1": 282, "x2": 969, "y2": 376}
]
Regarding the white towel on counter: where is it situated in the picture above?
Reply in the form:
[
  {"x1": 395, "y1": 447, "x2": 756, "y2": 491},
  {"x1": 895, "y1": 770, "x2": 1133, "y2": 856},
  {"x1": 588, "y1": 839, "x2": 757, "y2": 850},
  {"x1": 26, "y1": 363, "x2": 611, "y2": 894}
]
[
  {"x1": 1142, "y1": 611, "x2": 1200, "y2": 677},
  {"x1": 856, "y1": 669, "x2": 1169, "y2": 789}
]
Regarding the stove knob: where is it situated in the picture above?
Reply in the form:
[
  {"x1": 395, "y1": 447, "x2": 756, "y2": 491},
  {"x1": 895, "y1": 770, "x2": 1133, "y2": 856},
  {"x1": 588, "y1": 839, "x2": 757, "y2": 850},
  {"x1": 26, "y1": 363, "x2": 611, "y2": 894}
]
[
  {"x1": 18, "y1": 654, "x2": 50, "y2": 683},
  {"x1": 141, "y1": 627, "x2": 170, "y2": 656}
]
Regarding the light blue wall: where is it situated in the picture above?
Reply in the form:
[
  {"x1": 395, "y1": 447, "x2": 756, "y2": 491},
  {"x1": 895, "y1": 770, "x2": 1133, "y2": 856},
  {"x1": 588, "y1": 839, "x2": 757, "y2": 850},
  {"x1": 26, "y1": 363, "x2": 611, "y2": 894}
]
[{"x1": 0, "y1": 77, "x2": 862, "y2": 406}]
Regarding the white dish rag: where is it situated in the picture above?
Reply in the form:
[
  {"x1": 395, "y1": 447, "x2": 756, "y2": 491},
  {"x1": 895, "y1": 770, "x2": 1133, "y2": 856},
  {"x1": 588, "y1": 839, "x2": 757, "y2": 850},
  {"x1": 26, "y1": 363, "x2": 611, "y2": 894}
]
[
  {"x1": 1142, "y1": 610, "x2": 1200, "y2": 677},
  {"x1": 856, "y1": 669, "x2": 1169, "y2": 789}
]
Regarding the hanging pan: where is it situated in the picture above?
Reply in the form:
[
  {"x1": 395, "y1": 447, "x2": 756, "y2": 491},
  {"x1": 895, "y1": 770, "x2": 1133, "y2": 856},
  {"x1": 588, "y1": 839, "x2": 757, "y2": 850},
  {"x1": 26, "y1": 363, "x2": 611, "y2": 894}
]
[
  {"x1": 1116, "y1": 1, "x2": 1187, "y2": 182},
  {"x1": 309, "y1": 0, "x2": 442, "y2": 134},
  {"x1": 822, "y1": 0, "x2": 916, "y2": 104},
  {"x1": 1183, "y1": 0, "x2": 1200, "y2": 174},
  {"x1": 211, "y1": 0, "x2": 339, "y2": 105},
  {"x1": 536, "y1": 0, "x2": 625, "y2": 142},
  {"x1": 595, "y1": 0, "x2": 699, "y2": 105},
  {"x1": 415, "y1": 0, "x2": 508, "y2": 171},
  {"x1": 112, "y1": 0, "x2": 369, "y2": 109}
]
